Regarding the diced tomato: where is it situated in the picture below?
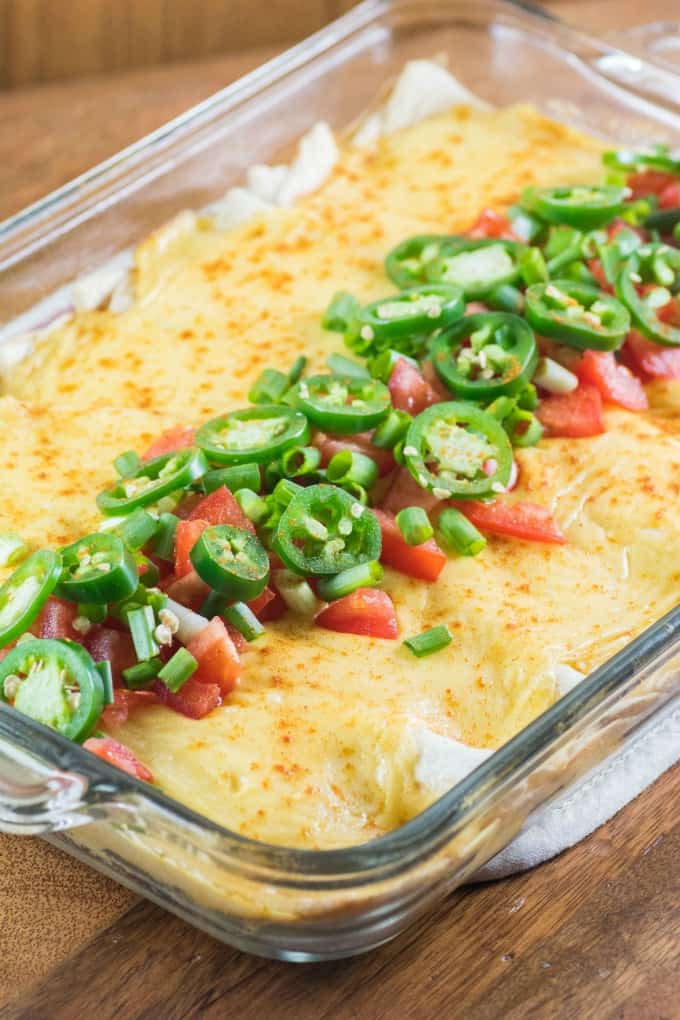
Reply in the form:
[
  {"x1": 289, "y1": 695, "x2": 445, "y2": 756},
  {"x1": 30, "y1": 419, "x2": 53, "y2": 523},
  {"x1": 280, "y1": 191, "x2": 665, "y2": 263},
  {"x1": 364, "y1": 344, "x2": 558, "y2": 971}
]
[
  {"x1": 316, "y1": 588, "x2": 398, "y2": 639},
  {"x1": 84, "y1": 626, "x2": 137, "y2": 685},
  {"x1": 34, "y1": 596, "x2": 79, "y2": 641},
  {"x1": 84, "y1": 737, "x2": 154, "y2": 782},
  {"x1": 388, "y1": 357, "x2": 440, "y2": 415},
  {"x1": 101, "y1": 688, "x2": 159, "y2": 728},
  {"x1": 174, "y1": 518, "x2": 209, "y2": 577},
  {"x1": 607, "y1": 218, "x2": 647, "y2": 243},
  {"x1": 658, "y1": 297, "x2": 680, "y2": 328},
  {"x1": 576, "y1": 350, "x2": 648, "y2": 411},
  {"x1": 627, "y1": 170, "x2": 678, "y2": 200},
  {"x1": 624, "y1": 329, "x2": 680, "y2": 379},
  {"x1": 466, "y1": 208, "x2": 520, "y2": 241},
  {"x1": 420, "y1": 358, "x2": 453, "y2": 401},
  {"x1": 660, "y1": 180, "x2": 680, "y2": 209},
  {"x1": 587, "y1": 258, "x2": 613, "y2": 294},
  {"x1": 175, "y1": 492, "x2": 205, "y2": 520},
  {"x1": 373, "y1": 508, "x2": 447, "y2": 582},
  {"x1": 381, "y1": 469, "x2": 442, "y2": 516},
  {"x1": 142, "y1": 425, "x2": 196, "y2": 461},
  {"x1": 187, "y1": 485, "x2": 255, "y2": 533},
  {"x1": 247, "y1": 586, "x2": 275, "y2": 617},
  {"x1": 537, "y1": 384, "x2": 605, "y2": 437},
  {"x1": 313, "y1": 432, "x2": 395, "y2": 477},
  {"x1": 452, "y1": 499, "x2": 565, "y2": 544},
  {"x1": 254, "y1": 585, "x2": 287, "y2": 622},
  {"x1": 186, "y1": 616, "x2": 240, "y2": 696},
  {"x1": 166, "y1": 570, "x2": 210, "y2": 611},
  {"x1": 153, "y1": 675, "x2": 221, "y2": 719}
]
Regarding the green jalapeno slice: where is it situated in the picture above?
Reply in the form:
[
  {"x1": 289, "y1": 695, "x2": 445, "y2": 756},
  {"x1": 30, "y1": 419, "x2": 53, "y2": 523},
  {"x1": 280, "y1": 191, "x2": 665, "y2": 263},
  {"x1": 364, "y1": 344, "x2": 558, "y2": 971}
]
[
  {"x1": 190, "y1": 525, "x2": 270, "y2": 600},
  {"x1": 345, "y1": 284, "x2": 465, "y2": 356},
  {"x1": 522, "y1": 185, "x2": 628, "y2": 230},
  {"x1": 425, "y1": 239, "x2": 525, "y2": 299},
  {"x1": 97, "y1": 448, "x2": 208, "y2": 515},
  {"x1": 431, "y1": 312, "x2": 538, "y2": 401},
  {"x1": 616, "y1": 243, "x2": 680, "y2": 347},
  {"x1": 0, "y1": 550, "x2": 62, "y2": 649},
  {"x1": 293, "y1": 375, "x2": 390, "y2": 434},
  {"x1": 603, "y1": 145, "x2": 680, "y2": 177},
  {"x1": 525, "y1": 280, "x2": 630, "y2": 350},
  {"x1": 385, "y1": 234, "x2": 461, "y2": 288},
  {"x1": 0, "y1": 638, "x2": 104, "y2": 743},
  {"x1": 195, "y1": 405, "x2": 309, "y2": 466},
  {"x1": 56, "y1": 533, "x2": 138, "y2": 604},
  {"x1": 403, "y1": 402, "x2": 513, "y2": 499},
  {"x1": 273, "y1": 484, "x2": 381, "y2": 576}
]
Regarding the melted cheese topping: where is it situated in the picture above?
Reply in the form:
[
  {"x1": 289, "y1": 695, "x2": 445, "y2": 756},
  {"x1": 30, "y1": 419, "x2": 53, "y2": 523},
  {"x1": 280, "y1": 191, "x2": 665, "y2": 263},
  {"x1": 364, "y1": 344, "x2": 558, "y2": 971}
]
[{"x1": 3, "y1": 106, "x2": 679, "y2": 849}]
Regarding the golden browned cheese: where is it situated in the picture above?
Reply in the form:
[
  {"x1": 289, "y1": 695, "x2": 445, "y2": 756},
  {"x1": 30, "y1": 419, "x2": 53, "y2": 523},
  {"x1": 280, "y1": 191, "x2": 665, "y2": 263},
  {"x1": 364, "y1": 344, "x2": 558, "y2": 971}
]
[{"x1": 2, "y1": 106, "x2": 680, "y2": 849}]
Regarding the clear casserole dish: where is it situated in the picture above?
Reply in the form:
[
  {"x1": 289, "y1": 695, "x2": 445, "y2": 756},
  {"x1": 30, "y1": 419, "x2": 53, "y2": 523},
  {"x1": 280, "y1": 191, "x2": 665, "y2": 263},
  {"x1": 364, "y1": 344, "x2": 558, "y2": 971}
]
[{"x1": 0, "y1": 0, "x2": 679, "y2": 962}]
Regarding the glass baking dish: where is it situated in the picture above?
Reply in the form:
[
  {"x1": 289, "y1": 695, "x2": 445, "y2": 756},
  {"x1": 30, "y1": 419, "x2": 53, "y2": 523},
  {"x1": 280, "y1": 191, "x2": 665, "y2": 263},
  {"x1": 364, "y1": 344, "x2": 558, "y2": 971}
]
[{"x1": 0, "y1": 0, "x2": 679, "y2": 962}]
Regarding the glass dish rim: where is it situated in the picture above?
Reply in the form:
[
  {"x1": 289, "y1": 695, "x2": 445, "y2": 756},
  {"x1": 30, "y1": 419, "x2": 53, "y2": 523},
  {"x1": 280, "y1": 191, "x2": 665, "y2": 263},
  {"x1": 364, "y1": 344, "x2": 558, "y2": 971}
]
[{"x1": 0, "y1": 0, "x2": 679, "y2": 881}]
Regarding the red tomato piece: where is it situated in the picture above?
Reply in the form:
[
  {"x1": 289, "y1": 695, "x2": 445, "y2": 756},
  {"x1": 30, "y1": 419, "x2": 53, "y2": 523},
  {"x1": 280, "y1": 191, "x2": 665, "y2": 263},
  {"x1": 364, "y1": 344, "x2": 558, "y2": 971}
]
[
  {"x1": 421, "y1": 358, "x2": 454, "y2": 401},
  {"x1": 452, "y1": 499, "x2": 565, "y2": 544},
  {"x1": 34, "y1": 596, "x2": 79, "y2": 641},
  {"x1": 84, "y1": 737, "x2": 154, "y2": 782},
  {"x1": 153, "y1": 675, "x2": 221, "y2": 719},
  {"x1": 84, "y1": 626, "x2": 137, "y2": 685},
  {"x1": 247, "y1": 586, "x2": 275, "y2": 617},
  {"x1": 101, "y1": 689, "x2": 159, "y2": 728},
  {"x1": 187, "y1": 485, "x2": 255, "y2": 533},
  {"x1": 373, "y1": 508, "x2": 447, "y2": 582},
  {"x1": 660, "y1": 181, "x2": 680, "y2": 209},
  {"x1": 466, "y1": 208, "x2": 519, "y2": 240},
  {"x1": 627, "y1": 170, "x2": 678, "y2": 200},
  {"x1": 624, "y1": 329, "x2": 680, "y2": 379},
  {"x1": 174, "y1": 518, "x2": 209, "y2": 577},
  {"x1": 381, "y1": 469, "x2": 442, "y2": 516},
  {"x1": 576, "y1": 350, "x2": 648, "y2": 411},
  {"x1": 313, "y1": 432, "x2": 395, "y2": 477},
  {"x1": 186, "y1": 616, "x2": 240, "y2": 696},
  {"x1": 586, "y1": 258, "x2": 613, "y2": 294},
  {"x1": 388, "y1": 357, "x2": 440, "y2": 415},
  {"x1": 143, "y1": 425, "x2": 196, "y2": 461},
  {"x1": 316, "y1": 588, "x2": 398, "y2": 639},
  {"x1": 537, "y1": 384, "x2": 605, "y2": 438},
  {"x1": 165, "y1": 571, "x2": 210, "y2": 611},
  {"x1": 658, "y1": 297, "x2": 680, "y2": 329}
]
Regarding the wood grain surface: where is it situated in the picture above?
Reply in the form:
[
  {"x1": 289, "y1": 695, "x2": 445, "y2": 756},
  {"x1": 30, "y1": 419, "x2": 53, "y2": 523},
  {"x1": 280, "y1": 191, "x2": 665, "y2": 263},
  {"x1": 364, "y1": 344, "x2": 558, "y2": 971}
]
[{"x1": 0, "y1": 2, "x2": 679, "y2": 1015}]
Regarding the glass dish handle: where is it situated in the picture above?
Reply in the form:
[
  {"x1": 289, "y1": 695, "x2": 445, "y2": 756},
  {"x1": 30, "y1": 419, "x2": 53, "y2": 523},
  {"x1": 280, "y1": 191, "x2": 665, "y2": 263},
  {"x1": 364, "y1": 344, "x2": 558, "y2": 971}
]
[{"x1": 0, "y1": 734, "x2": 114, "y2": 835}]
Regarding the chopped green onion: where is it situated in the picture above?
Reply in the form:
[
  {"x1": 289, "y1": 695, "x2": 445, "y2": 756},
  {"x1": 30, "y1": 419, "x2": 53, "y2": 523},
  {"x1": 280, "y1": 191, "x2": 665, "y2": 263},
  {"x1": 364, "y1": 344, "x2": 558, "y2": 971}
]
[
  {"x1": 200, "y1": 590, "x2": 228, "y2": 619},
  {"x1": 533, "y1": 356, "x2": 578, "y2": 395},
  {"x1": 404, "y1": 625, "x2": 452, "y2": 658},
  {"x1": 372, "y1": 408, "x2": 412, "y2": 449},
  {"x1": 486, "y1": 395, "x2": 516, "y2": 422},
  {"x1": 326, "y1": 353, "x2": 371, "y2": 379},
  {"x1": 158, "y1": 647, "x2": 198, "y2": 693},
  {"x1": 341, "y1": 480, "x2": 369, "y2": 505},
  {"x1": 322, "y1": 290, "x2": 360, "y2": 333},
  {"x1": 544, "y1": 225, "x2": 583, "y2": 259},
  {"x1": 508, "y1": 205, "x2": 543, "y2": 242},
  {"x1": 368, "y1": 348, "x2": 418, "y2": 383},
  {"x1": 201, "y1": 463, "x2": 261, "y2": 495},
  {"x1": 113, "y1": 450, "x2": 141, "y2": 477},
  {"x1": 546, "y1": 244, "x2": 583, "y2": 276},
  {"x1": 0, "y1": 533, "x2": 29, "y2": 568},
  {"x1": 326, "y1": 450, "x2": 378, "y2": 489},
  {"x1": 263, "y1": 459, "x2": 284, "y2": 492},
  {"x1": 504, "y1": 408, "x2": 543, "y2": 448},
  {"x1": 135, "y1": 554, "x2": 160, "y2": 588},
  {"x1": 146, "y1": 588, "x2": 168, "y2": 615},
  {"x1": 519, "y1": 246, "x2": 548, "y2": 285},
  {"x1": 128, "y1": 605, "x2": 159, "y2": 661},
  {"x1": 273, "y1": 569, "x2": 320, "y2": 616},
  {"x1": 249, "y1": 368, "x2": 290, "y2": 404},
  {"x1": 317, "y1": 560, "x2": 383, "y2": 601},
  {"x1": 287, "y1": 355, "x2": 307, "y2": 385},
  {"x1": 115, "y1": 509, "x2": 159, "y2": 551},
  {"x1": 517, "y1": 383, "x2": 538, "y2": 411},
  {"x1": 234, "y1": 488, "x2": 270, "y2": 525},
  {"x1": 438, "y1": 508, "x2": 487, "y2": 557},
  {"x1": 151, "y1": 512, "x2": 179, "y2": 562},
  {"x1": 487, "y1": 283, "x2": 524, "y2": 314},
  {"x1": 223, "y1": 601, "x2": 265, "y2": 641},
  {"x1": 77, "y1": 602, "x2": 107, "y2": 624},
  {"x1": 395, "y1": 506, "x2": 434, "y2": 546},
  {"x1": 271, "y1": 479, "x2": 303, "y2": 507},
  {"x1": 123, "y1": 657, "x2": 163, "y2": 689},
  {"x1": 95, "y1": 660, "x2": 115, "y2": 705},
  {"x1": 281, "y1": 445, "x2": 322, "y2": 478}
]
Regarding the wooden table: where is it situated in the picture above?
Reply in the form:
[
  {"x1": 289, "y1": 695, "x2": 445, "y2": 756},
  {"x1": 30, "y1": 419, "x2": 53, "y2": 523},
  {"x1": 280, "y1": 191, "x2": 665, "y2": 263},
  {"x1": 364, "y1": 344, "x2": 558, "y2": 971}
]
[{"x1": 1, "y1": 3, "x2": 679, "y2": 1016}]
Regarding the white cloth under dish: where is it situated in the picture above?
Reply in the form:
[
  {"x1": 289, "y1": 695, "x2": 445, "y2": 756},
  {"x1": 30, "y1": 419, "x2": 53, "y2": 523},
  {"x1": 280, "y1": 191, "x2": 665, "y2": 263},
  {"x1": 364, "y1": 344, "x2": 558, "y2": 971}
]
[{"x1": 472, "y1": 703, "x2": 680, "y2": 880}]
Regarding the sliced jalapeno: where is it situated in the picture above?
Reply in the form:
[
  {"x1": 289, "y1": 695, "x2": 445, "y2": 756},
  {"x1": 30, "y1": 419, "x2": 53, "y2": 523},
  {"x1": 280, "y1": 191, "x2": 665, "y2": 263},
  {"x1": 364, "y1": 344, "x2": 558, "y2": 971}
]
[
  {"x1": 385, "y1": 234, "x2": 460, "y2": 288},
  {"x1": 0, "y1": 550, "x2": 62, "y2": 649},
  {"x1": 190, "y1": 525, "x2": 270, "y2": 600},
  {"x1": 525, "y1": 280, "x2": 630, "y2": 351},
  {"x1": 293, "y1": 375, "x2": 390, "y2": 434},
  {"x1": 345, "y1": 284, "x2": 465, "y2": 356},
  {"x1": 195, "y1": 405, "x2": 309, "y2": 466},
  {"x1": 403, "y1": 402, "x2": 513, "y2": 499},
  {"x1": 616, "y1": 243, "x2": 680, "y2": 347},
  {"x1": 274, "y1": 484, "x2": 381, "y2": 576},
  {"x1": 56, "y1": 533, "x2": 138, "y2": 604},
  {"x1": 425, "y1": 239, "x2": 525, "y2": 299},
  {"x1": 432, "y1": 312, "x2": 537, "y2": 401},
  {"x1": 522, "y1": 185, "x2": 627, "y2": 230},
  {"x1": 0, "y1": 638, "x2": 104, "y2": 743},
  {"x1": 97, "y1": 448, "x2": 208, "y2": 515},
  {"x1": 603, "y1": 145, "x2": 680, "y2": 177}
]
